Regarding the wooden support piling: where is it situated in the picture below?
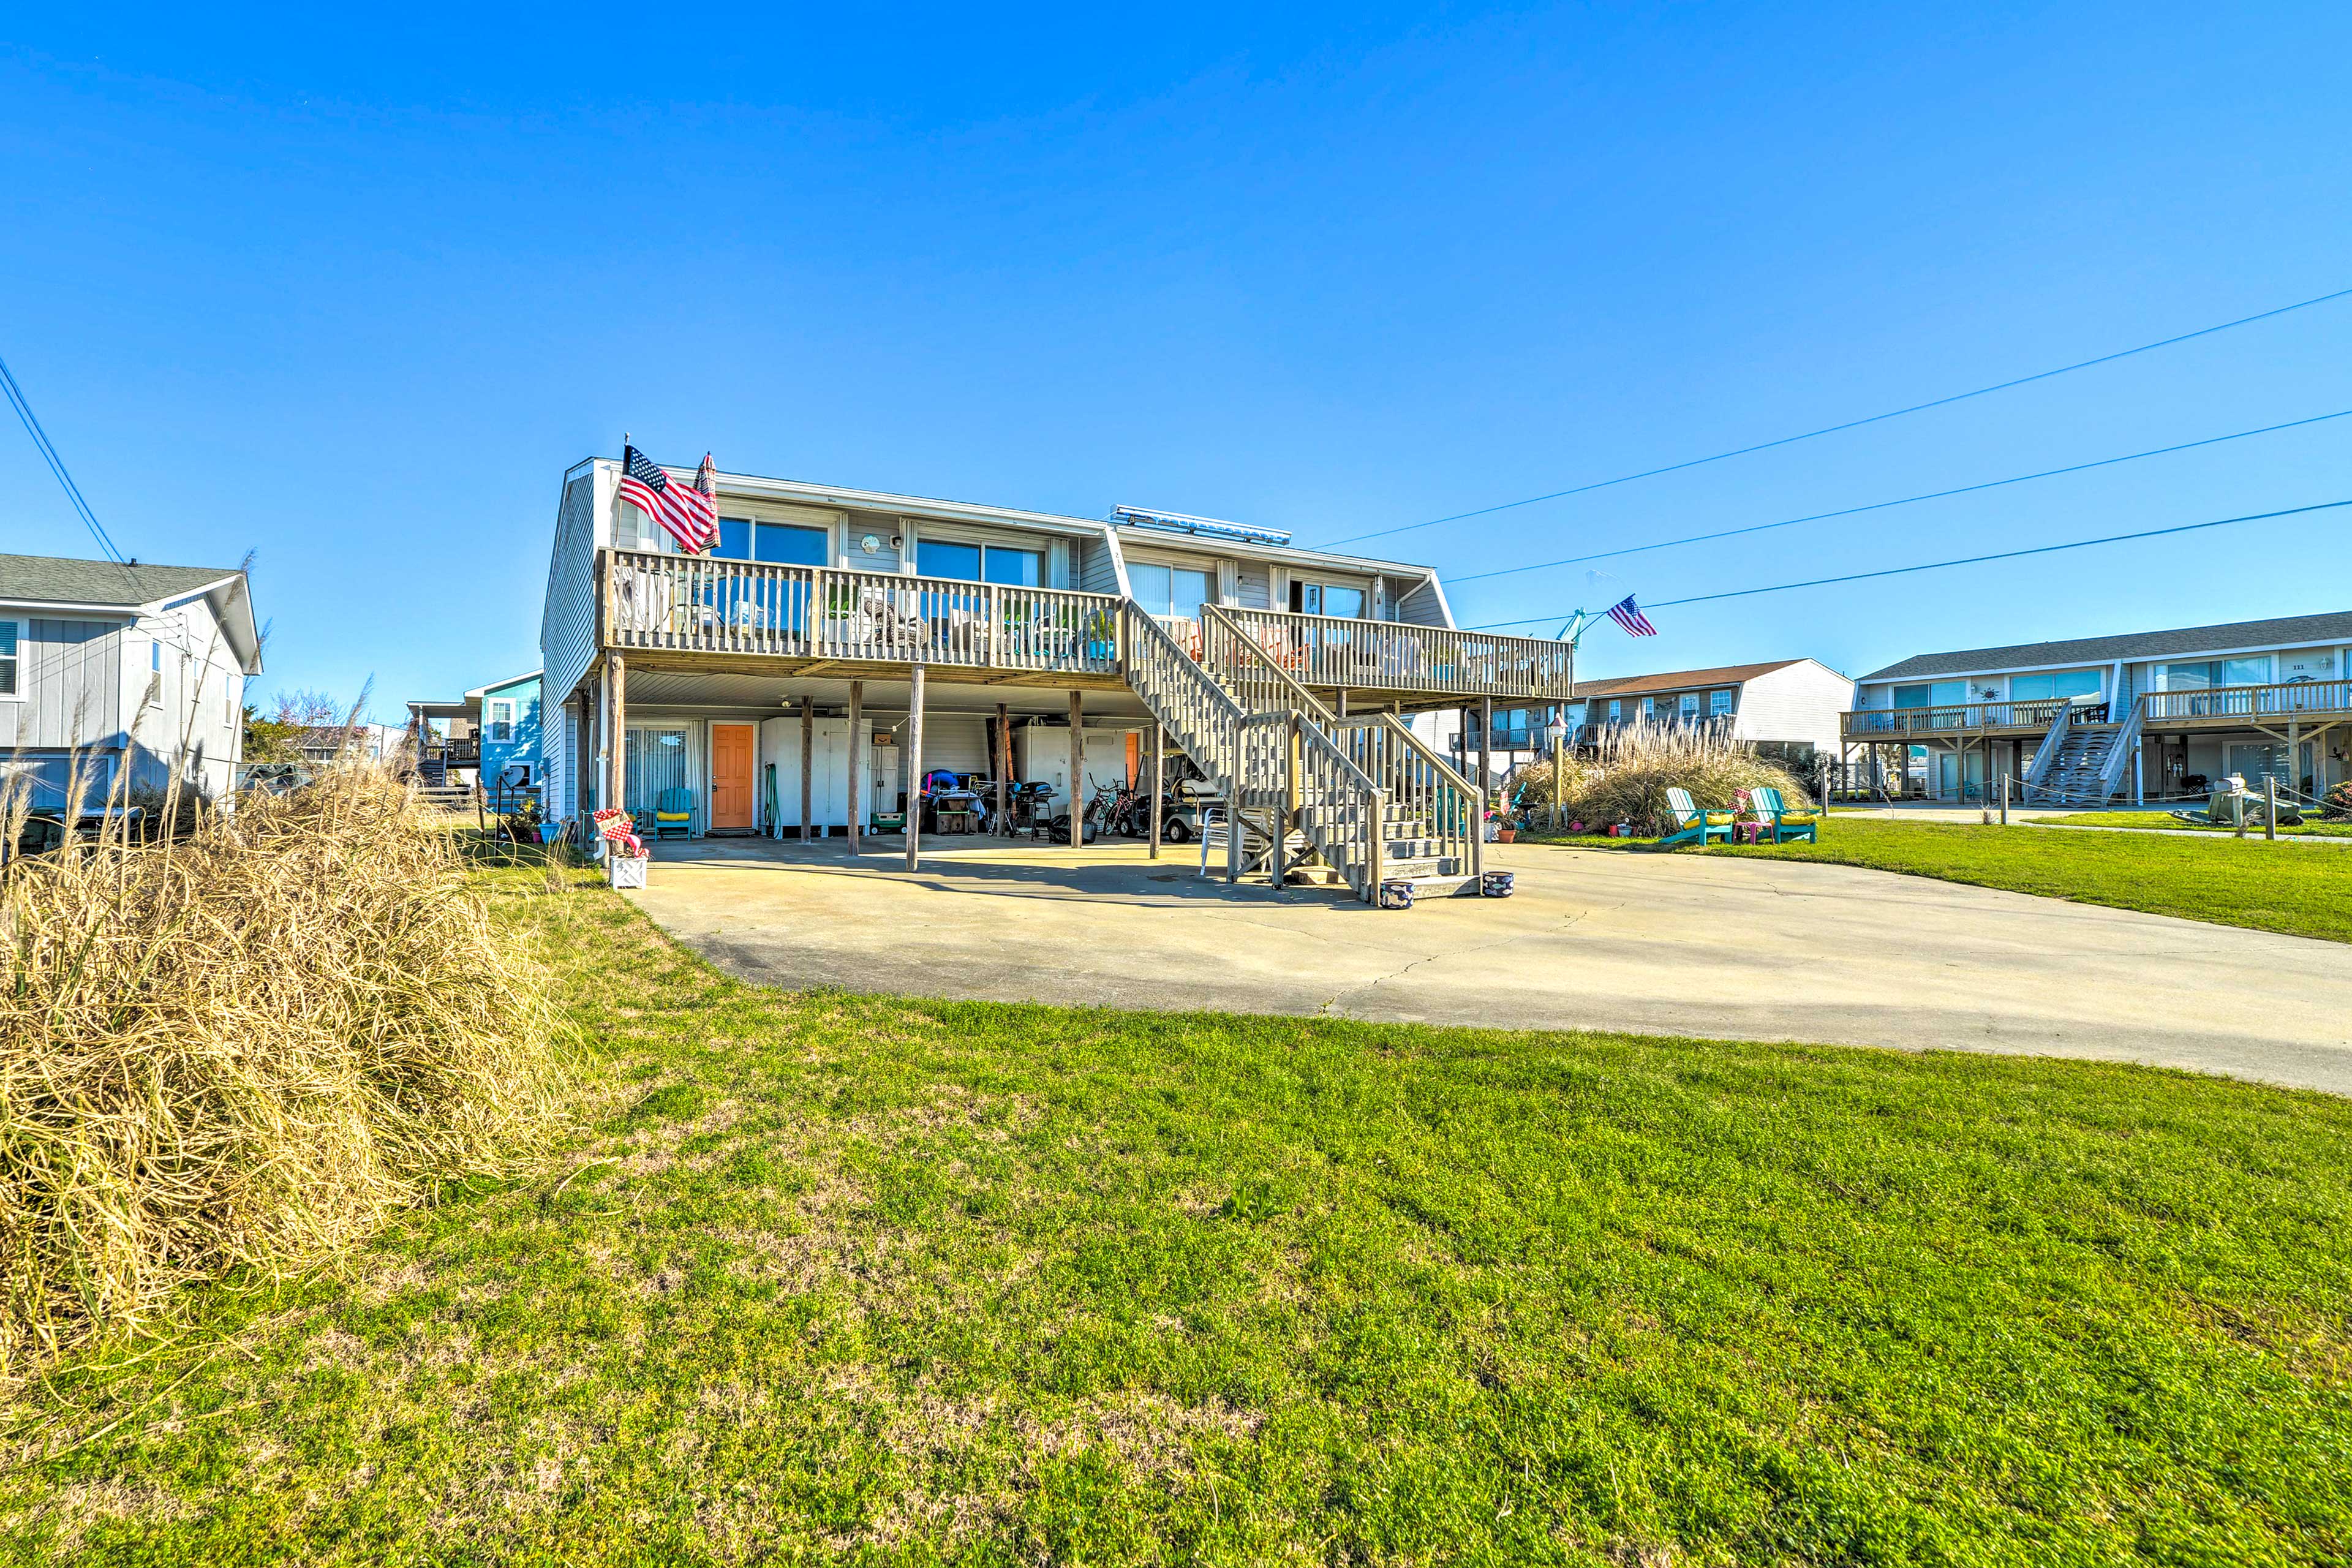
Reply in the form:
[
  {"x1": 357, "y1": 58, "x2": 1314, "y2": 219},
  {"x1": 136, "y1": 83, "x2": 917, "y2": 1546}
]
[
  {"x1": 907, "y1": 665, "x2": 926, "y2": 871},
  {"x1": 995, "y1": 702, "x2": 1009, "y2": 837},
  {"x1": 1148, "y1": 720, "x2": 1163, "y2": 861},
  {"x1": 1068, "y1": 690, "x2": 1084, "y2": 850},
  {"x1": 607, "y1": 654, "x2": 627, "y2": 823},
  {"x1": 847, "y1": 680, "x2": 864, "y2": 854},
  {"x1": 799, "y1": 697, "x2": 813, "y2": 842}
]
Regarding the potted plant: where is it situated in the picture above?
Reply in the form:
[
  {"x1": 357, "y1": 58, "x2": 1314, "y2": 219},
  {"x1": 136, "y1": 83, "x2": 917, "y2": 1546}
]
[{"x1": 1082, "y1": 607, "x2": 1118, "y2": 663}]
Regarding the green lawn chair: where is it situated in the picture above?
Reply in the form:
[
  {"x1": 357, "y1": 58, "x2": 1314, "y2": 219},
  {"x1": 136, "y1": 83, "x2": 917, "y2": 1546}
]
[
  {"x1": 653, "y1": 786, "x2": 695, "y2": 840},
  {"x1": 1749, "y1": 785, "x2": 1820, "y2": 843},
  {"x1": 1660, "y1": 786, "x2": 1736, "y2": 847}
]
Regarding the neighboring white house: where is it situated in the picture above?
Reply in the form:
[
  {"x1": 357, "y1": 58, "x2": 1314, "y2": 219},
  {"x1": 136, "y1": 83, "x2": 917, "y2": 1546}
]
[
  {"x1": 0, "y1": 552, "x2": 263, "y2": 809},
  {"x1": 1419, "y1": 658, "x2": 1852, "y2": 782},
  {"x1": 1847, "y1": 609, "x2": 2352, "y2": 802}
]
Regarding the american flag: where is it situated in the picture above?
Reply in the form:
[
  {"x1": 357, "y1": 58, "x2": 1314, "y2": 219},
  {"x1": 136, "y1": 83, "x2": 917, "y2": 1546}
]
[
  {"x1": 1605, "y1": 594, "x2": 1658, "y2": 637},
  {"x1": 618, "y1": 444, "x2": 718, "y2": 552}
]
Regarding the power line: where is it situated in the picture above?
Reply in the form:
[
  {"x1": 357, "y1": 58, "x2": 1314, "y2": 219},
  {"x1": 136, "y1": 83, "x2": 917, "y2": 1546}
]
[
  {"x1": 0, "y1": 351, "x2": 124, "y2": 563},
  {"x1": 1324, "y1": 284, "x2": 2352, "y2": 548},
  {"x1": 1448, "y1": 407, "x2": 2352, "y2": 586},
  {"x1": 1466, "y1": 499, "x2": 2352, "y2": 629}
]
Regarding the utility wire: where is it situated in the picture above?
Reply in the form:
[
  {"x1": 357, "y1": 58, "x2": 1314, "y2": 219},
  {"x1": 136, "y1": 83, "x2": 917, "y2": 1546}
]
[
  {"x1": 1325, "y1": 284, "x2": 2352, "y2": 548},
  {"x1": 1466, "y1": 499, "x2": 2352, "y2": 629},
  {"x1": 1449, "y1": 407, "x2": 2352, "y2": 585},
  {"x1": 0, "y1": 351, "x2": 124, "y2": 563}
]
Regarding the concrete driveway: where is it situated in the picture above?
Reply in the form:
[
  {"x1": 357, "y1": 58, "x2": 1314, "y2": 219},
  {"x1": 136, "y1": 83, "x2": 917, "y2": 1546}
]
[{"x1": 629, "y1": 837, "x2": 2352, "y2": 1095}]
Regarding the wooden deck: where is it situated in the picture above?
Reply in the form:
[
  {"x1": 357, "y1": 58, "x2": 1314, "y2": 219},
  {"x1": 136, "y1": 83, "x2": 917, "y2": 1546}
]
[
  {"x1": 598, "y1": 551, "x2": 1579, "y2": 703},
  {"x1": 1845, "y1": 679, "x2": 2352, "y2": 742}
]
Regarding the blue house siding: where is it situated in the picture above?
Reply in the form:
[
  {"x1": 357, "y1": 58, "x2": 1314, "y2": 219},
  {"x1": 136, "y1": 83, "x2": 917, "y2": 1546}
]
[{"x1": 478, "y1": 674, "x2": 543, "y2": 786}]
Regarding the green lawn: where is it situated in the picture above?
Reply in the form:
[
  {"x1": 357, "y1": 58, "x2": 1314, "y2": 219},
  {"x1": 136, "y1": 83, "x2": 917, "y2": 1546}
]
[
  {"x1": 2041, "y1": 810, "x2": 2352, "y2": 840},
  {"x1": 1525, "y1": 816, "x2": 2352, "y2": 943},
  {"x1": 7, "y1": 861, "x2": 2352, "y2": 1564}
]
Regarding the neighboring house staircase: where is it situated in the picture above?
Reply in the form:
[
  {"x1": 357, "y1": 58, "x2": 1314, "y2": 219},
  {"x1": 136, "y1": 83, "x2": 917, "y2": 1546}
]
[
  {"x1": 1118, "y1": 603, "x2": 1485, "y2": 904},
  {"x1": 2024, "y1": 697, "x2": 2144, "y2": 804}
]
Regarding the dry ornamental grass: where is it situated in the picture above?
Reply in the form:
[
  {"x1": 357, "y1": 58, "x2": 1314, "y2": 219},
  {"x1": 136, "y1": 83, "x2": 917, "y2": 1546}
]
[
  {"x1": 0, "y1": 766, "x2": 564, "y2": 1380},
  {"x1": 1513, "y1": 720, "x2": 1811, "y2": 832}
]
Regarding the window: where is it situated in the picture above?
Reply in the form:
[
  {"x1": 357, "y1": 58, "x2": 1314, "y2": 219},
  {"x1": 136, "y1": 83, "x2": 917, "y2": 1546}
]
[
  {"x1": 151, "y1": 641, "x2": 162, "y2": 673},
  {"x1": 717, "y1": 517, "x2": 830, "y2": 565},
  {"x1": 0, "y1": 620, "x2": 17, "y2": 696},
  {"x1": 625, "y1": 726, "x2": 690, "y2": 816},
  {"x1": 1607, "y1": 699, "x2": 1622, "y2": 724},
  {"x1": 917, "y1": 540, "x2": 1047, "y2": 587},
  {"x1": 1678, "y1": 693, "x2": 1700, "y2": 723},
  {"x1": 1640, "y1": 696, "x2": 1656, "y2": 722},
  {"x1": 1710, "y1": 688, "x2": 1734, "y2": 718},
  {"x1": 1893, "y1": 680, "x2": 1969, "y2": 709},
  {"x1": 488, "y1": 699, "x2": 514, "y2": 743},
  {"x1": 1289, "y1": 579, "x2": 1366, "y2": 618},
  {"x1": 2163, "y1": 657, "x2": 2271, "y2": 691},
  {"x1": 1129, "y1": 562, "x2": 1216, "y2": 619},
  {"x1": 2009, "y1": 669, "x2": 2103, "y2": 702},
  {"x1": 983, "y1": 546, "x2": 1042, "y2": 587},
  {"x1": 916, "y1": 540, "x2": 981, "y2": 580}
]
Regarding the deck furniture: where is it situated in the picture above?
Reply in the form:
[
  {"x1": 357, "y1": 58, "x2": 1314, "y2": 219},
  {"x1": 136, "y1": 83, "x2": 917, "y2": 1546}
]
[
  {"x1": 653, "y1": 788, "x2": 693, "y2": 839},
  {"x1": 1660, "y1": 786, "x2": 1736, "y2": 847},
  {"x1": 1748, "y1": 786, "x2": 1820, "y2": 843}
]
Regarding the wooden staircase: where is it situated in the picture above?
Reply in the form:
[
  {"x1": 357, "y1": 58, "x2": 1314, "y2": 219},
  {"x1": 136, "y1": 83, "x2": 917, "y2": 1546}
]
[
  {"x1": 1119, "y1": 604, "x2": 1485, "y2": 904},
  {"x1": 2026, "y1": 698, "x2": 2143, "y2": 805}
]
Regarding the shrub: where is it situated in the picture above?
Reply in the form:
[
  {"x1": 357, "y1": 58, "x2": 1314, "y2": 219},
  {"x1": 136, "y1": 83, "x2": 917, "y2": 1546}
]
[
  {"x1": 1555, "y1": 723, "x2": 1809, "y2": 835},
  {"x1": 0, "y1": 765, "x2": 564, "y2": 1379},
  {"x1": 2325, "y1": 781, "x2": 2352, "y2": 821}
]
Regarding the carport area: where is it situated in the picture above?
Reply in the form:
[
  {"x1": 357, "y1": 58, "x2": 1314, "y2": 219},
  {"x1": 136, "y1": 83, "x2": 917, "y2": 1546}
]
[{"x1": 628, "y1": 837, "x2": 2352, "y2": 1094}]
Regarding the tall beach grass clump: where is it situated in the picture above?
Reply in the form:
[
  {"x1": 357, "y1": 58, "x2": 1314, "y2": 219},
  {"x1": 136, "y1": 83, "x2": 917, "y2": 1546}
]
[
  {"x1": 1517, "y1": 722, "x2": 1811, "y2": 833},
  {"x1": 0, "y1": 766, "x2": 564, "y2": 1379}
]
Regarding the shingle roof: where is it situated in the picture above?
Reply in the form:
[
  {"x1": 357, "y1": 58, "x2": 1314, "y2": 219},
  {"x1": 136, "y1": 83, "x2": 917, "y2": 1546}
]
[
  {"x1": 0, "y1": 552, "x2": 243, "y2": 608},
  {"x1": 1860, "y1": 609, "x2": 2352, "y2": 682},
  {"x1": 1574, "y1": 660, "x2": 1804, "y2": 699}
]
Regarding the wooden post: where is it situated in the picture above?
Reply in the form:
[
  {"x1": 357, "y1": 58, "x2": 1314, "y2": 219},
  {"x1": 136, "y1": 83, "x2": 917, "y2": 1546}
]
[
  {"x1": 799, "y1": 696, "x2": 813, "y2": 842},
  {"x1": 1479, "y1": 695, "x2": 1493, "y2": 824},
  {"x1": 1148, "y1": 720, "x2": 1164, "y2": 861},
  {"x1": 1279, "y1": 713, "x2": 1301, "y2": 889},
  {"x1": 1551, "y1": 725, "x2": 1564, "y2": 832},
  {"x1": 2265, "y1": 775, "x2": 2278, "y2": 843},
  {"x1": 2000, "y1": 771, "x2": 2010, "y2": 826},
  {"x1": 995, "y1": 701, "x2": 1009, "y2": 836},
  {"x1": 608, "y1": 654, "x2": 627, "y2": 822},
  {"x1": 1068, "y1": 690, "x2": 1084, "y2": 850},
  {"x1": 847, "y1": 680, "x2": 863, "y2": 854},
  {"x1": 907, "y1": 665, "x2": 925, "y2": 870}
]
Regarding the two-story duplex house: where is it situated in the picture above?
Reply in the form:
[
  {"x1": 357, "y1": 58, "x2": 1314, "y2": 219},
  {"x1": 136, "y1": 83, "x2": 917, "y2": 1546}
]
[
  {"x1": 537, "y1": 456, "x2": 1578, "y2": 902},
  {"x1": 0, "y1": 552, "x2": 262, "y2": 808},
  {"x1": 1845, "y1": 609, "x2": 2352, "y2": 804}
]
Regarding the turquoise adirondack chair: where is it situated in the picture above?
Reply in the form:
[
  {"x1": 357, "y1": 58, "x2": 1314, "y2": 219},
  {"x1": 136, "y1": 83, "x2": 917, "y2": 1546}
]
[
  {"x1": 653, "y1": 787, "x2": 695, "y2": 840},
  {"x1": 1660, "y1": 786, "x2": 1736, "y2": 847},
  {"x1": 1748, "y1": 785, "x2": 1820, "y2": 843}
]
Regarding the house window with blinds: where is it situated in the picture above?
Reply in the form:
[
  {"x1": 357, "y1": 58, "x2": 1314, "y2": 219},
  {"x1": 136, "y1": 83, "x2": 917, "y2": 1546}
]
[
  {"x1": 0, "y1": 620, "x2": 17, "y2": 696},
  {"x1": 487, "y1": 699, "x2": 515, "y2": 743}
]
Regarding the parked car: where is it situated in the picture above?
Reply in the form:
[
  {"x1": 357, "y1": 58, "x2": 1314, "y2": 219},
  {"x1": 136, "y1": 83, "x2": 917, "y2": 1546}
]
[
  {"x1": 241, "y1": 763, "x2": 315, "y2": 796},
  {"x1": 1, "y1": 808, "x2": 140, "y2": 864}
]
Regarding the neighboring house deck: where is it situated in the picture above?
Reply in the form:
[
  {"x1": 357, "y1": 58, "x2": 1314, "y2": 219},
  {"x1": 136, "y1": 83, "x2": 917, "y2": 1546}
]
[
  {"x1": 540, "y1": 458, "x2": 1580, "y2": 902},
  {"x1": 1845, "y1": 609, "x2": 2352, "y2": 803},
  {"x1": 0, "y1": 552, "x2": 262, "y2": 809}
]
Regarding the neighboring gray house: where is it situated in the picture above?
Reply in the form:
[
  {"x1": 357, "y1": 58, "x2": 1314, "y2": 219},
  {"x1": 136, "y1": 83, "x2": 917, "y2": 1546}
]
[
  {"x1": 1845, "y1": 609, "x2": 2352, "y2": 803},
  {"x1": 1420, "y1": 658, "x2": 1853, "y2": 782},
  {"x1": 0, "y1": 553, "x2": 263, "y2": 809}
]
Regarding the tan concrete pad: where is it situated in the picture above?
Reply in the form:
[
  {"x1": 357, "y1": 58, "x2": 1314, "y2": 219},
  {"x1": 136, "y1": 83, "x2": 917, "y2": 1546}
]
[{"x1": 628, "y1": 837, "x2": 2352, "y2": 1095}]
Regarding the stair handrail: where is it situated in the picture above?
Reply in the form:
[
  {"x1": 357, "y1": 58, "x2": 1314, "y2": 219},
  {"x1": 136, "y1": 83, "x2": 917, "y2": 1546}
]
[
  {"x1": 1197, "y1": 605, "x2": 1387, "y2": 899},
  {"x1": 1340, "y1": 713, "x2": 1485, "y2": 882},
  {"x1": 1119, "y1": 603, "x2": 1246, "y2": 797},
  {"x1": 2024, "y1": 696, "x2": 2076, "y2": 790},
  {"x1": 2093, "y1": 696, "x2": 2145, "y2": 802}
]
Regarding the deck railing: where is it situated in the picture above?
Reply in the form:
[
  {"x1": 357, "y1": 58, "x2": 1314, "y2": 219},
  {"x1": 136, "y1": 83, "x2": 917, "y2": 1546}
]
[
  {"x1": 1209, "y1": 607, "x2": 1577, "y2": 700},
  {"x1": 602, "y1": 549, "x2": 1123, "y2": 676},
  {"x1": 2139, "y1": 678, "x2": 2352, "y2": 723},
  {"x1": 1841, "y1": 697, "x2": 2102, "y2": 737}
]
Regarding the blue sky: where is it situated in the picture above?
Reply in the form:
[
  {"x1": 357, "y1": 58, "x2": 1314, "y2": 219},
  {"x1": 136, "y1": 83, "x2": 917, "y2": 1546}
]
[{"x1": 2, "y1": 4, "x2": 2348, "y2": 707}]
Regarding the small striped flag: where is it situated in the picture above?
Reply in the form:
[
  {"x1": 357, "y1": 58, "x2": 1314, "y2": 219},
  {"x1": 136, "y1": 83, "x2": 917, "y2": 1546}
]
[
  {"x1": 618, "y1": 444, "x2": 719, "y2": 552},
  {"x1": 1605, "y1": 594, "x2": 1658, "y2": 636}
]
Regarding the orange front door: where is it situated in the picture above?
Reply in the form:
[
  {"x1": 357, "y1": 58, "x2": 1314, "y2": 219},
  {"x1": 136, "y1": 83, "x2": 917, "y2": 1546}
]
[{"x1": 710, "y1": 723, "x2": 756, "y2": 830}]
